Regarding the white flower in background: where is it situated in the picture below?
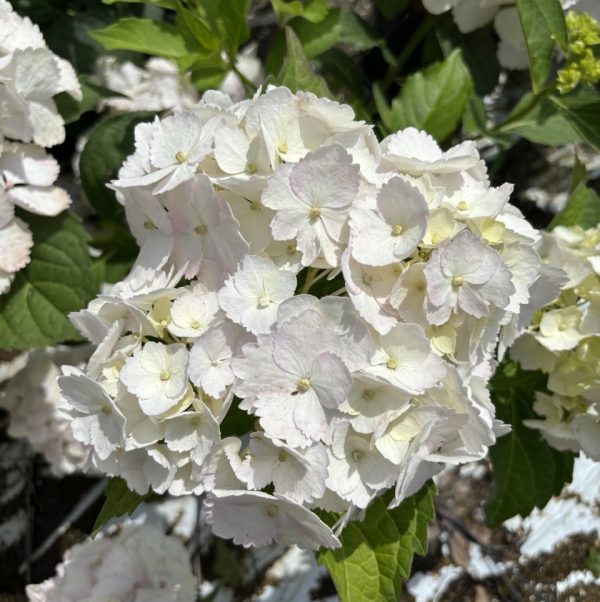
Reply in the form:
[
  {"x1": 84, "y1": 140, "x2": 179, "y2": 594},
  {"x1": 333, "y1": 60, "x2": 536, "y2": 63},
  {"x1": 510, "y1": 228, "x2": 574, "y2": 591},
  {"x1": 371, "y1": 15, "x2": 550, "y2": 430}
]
[
  {"x1": 219, "y1": 43, "x2": 264, "y2": 102},
  {"x1": 120, "y1": 342, "x2": 190, "y2": 416},
  {"x1": 0, "y1": 348, "x2": 89, "y2": 476},
  {"x1": 0, "y1": 2, "x2": 77, "y2": 295},
  {"x1": 26, "y1": 524, "x2": 197, "y2": 602},
  {"x1": 205, "y1": 489, "x2": 341, "y2": 550},
  {"x1": 218, "y1": 255, "x2": 296, "y2": 335},
  {"x1": 95, "y1": 55, "x2": 198, "y2": 112}
]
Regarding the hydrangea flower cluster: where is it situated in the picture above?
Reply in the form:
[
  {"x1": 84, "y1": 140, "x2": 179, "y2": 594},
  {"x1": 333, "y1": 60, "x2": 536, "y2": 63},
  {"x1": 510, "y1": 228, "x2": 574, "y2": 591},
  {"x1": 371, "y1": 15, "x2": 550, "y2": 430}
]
[
  {"x1": 0, "y1": 0, "x2": 81, "y2": 294},
  {"x1": 94, "y1": 56, "x2": 198, "y2": 113},
  {"x1": 26, "y1": 524, "x2": 197, "y2": 601},
  {"x1": 0, "y1": 347, "x2": 89, "y2": 476},
  {"x1": 422, "y1": 0, "x2": 599, "y2": 70},
  {"x1": 511, "y1": 225, "x2": 600, "y2": 459},
  {"x1": 59, "y1": 85, "x2": 558, "y2": 550}
]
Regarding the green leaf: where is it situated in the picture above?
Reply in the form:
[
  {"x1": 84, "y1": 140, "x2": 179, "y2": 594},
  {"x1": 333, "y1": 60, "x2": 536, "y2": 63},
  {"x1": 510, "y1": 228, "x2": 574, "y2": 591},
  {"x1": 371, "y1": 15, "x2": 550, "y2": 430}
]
[
  {"x1": 516, "y1": 0, "x2": 568, "y2": 93},
  {"x1": 338, "y1": 11, "x2": 381, "y2": 51},
  {"x1": 271, "y1": 0, "x2": 329, "y2": 23},
  {"x1": 93, "y1": 477, "x2": 148, "y2": 536},
  {"x1": 0, "y1": 212, "x2": 95, "y2": 350},
  {"x1": 498, "y1": 94, "x2": 581, "y2": 145},
  {"x1": 102, "y1": 0, "x2": 177, "y2": 7},
  {"x1": 317, "y1": 482, "x2": 436, "y2": 602},
  {"x1": 550, "y1": 181, "x2": 600, "y2": 229},
  {"x1": 80, "y1": 111, "x2": 155, "y2": 219},
  {"x1": 486, "y1": 361, "x2": 574, "y2": 527},
  {"x1": 291, "y1": 9, "x2": 342, "y2": 58},
  {"x1": 550, "y1": 87, "x2": 600, "y2": 151},
  {"x1": 90, "y1": 18, "x2": 201, "y2": 59},
  {"x1": 276, "y1": 27, "x2": 332, "y2": 97},
  {"x1": 385, "y1": 49, "x2": 473, "y2": 142}
]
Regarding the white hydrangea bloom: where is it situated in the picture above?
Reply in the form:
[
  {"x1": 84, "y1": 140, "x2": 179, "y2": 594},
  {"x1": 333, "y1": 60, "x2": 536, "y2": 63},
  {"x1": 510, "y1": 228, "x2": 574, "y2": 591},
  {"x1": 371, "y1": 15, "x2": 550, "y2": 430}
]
[
  {"x1": 26, "y1": 524, "x2": 197, "y2": 602},
  {"x1": 205, "y1": 489, "x2": 341, "y2": 550},
  {"x1": 60, "y1": 84, "x2": 555, "y2": 550},
  {"x1": 120, "y1": 342, "x2": 190, "y2": 416},
  {"x1": 219, "y1": 255, "x2": 296, "y2": 335}
]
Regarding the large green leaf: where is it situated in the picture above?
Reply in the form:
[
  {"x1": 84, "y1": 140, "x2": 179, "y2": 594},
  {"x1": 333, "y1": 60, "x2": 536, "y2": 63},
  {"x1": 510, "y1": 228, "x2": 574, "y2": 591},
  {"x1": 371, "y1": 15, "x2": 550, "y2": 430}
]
[
  {"x1": 90, "y1": 17, "x2": 201, "y2": 59},
  {"x1": 178, "y1": 0, "x2": 250, "y2": 60},
  {"x1": 92, "y1": 478, "x2": 149, "y2": 536},
  {"x1": 276, "y1": 27, "x2": 332, "y2": 97},
  {"x1": 516, "y1": 0, "x2": 568, "y2": 93},
  {"x1": 550, "y1": 87, "x2": 600, "y2": 151},
  {"x1": 317, "y1": 482, "x2": 436, "y2": 602},
  {"x1": 486, "y1": 361, "x2": 574, "y2": 527},
  {"x1": 79, "y1": 111, "x2": 155, "y2": 219},
  {"x1": 338, "y1": 11, "x2": 381, "y2": 51},
  {"x1": 384, "y1": 49, "x2": 473, "y2": 142},
  {"x1": 550, "y1": 181, "x2": 600, "y2": 229},
  {"x1": 0, "y1": 212, "x2": 96, "y2": 350}
]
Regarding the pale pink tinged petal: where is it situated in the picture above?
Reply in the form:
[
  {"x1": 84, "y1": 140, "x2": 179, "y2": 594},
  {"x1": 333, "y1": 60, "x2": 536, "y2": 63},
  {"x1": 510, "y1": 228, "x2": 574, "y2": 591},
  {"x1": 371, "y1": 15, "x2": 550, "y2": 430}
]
[
  {"x1": 293, "y1": 389, "x2": 330, "y2": 441},
  {"x1": 9, "y1": 185, "x2": 70, "y2": 216},
  {"x1": 310, "y1": 351, "x2": 352, "y2": 409},
  {"x1": 214, "y1": 123, "x2": 250, "y2": 174},
  {"x1": 457, "y1": 284, "x2": 490, "y2": 318},
  {"x1": 112, "y1": 165, "x2": 177, "y2": 189},
  {"x1": 150, "y1": 112, "x2": 206, "y2": 168},
  {"x1": 289, "y1": 144, "x2": 359, "y2": 209},
  {"x1": 0, "y1": 217, "x2": 32, "y2": 272},
  {"x1": 152, "y1": 162, "x2": 197, "y2": 194}
]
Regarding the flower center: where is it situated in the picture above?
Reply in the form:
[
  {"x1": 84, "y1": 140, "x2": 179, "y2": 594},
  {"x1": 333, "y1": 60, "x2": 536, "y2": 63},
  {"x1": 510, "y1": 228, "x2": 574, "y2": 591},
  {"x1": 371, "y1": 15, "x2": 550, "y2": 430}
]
[
  {"x1": 386, "y1": 358, "x2": 397, "y2": 370},
  {"x1": 457, "y1": 200, "x2": 468, "y2": 211},
  {"x1": 362, "y1": 389, "x2": 375, "y2": 401},
  {"x1": 452, "y1": 275, "x2": 464, "y2": 287},
  {"x1": 250, "y1": 200, "x2": 261, "y2": 212},
  {"x1": 558, "y1": 322, "x2": 568, "y2": 331},
  {"x1": 286, "y1": 242, "x2": 297, "y2": 255},
  {"x1": 102, "y1": 404, "x2": 112, "y2": 415},
  {"x1": 245, "y1": 162, "x2": 257, "y2": 174},
  {"x1": 190, "y1": 319, "x2": 201, "y2": 329},
  {"x1": 392, "y1": 224, "x2": 404, "y2": 236},
  {"x1": 195, "y1": 224, "x2": 208, "y2": 235},
  {"x1": 257, "y1": 295, "x2": 271, "y2": 308},
  {"x1": 278, "y1": 450, "x2": 288, "y2": 462},
  {"x1": 143, "y1": 220, "x2": 156, "y2": 230},
  {"x1": 352, "y1": 450, "x2": 363, "y2": 462},
  {"x1": 267, "y1": 504, "x2": 279, "y2": 517},
  {"x1": 277, "y1": 142, "x2": 288, "y2": 154},
  {"x1": 362, "y1": 273, "x2": 373, "y2": 285},
  {"x1": 175, "y1": 151, "x2": 187, "y2": 163},
  {"x1": 160, "y1": 371, "x2": 171, "y2": 381},
  {"x1": 297, "y1": 377, "x2": 311, "y2": 392},
  {"x1": 309, "y1": 206, "x2": 321, "y2": 219}
]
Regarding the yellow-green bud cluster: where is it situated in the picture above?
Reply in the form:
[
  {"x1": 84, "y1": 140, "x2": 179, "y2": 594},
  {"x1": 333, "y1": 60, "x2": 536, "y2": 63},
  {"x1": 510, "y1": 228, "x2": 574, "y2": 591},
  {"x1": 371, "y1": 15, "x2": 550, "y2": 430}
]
[{"x1": 557, "y1": 11, "x2": 600, "y2": 94}]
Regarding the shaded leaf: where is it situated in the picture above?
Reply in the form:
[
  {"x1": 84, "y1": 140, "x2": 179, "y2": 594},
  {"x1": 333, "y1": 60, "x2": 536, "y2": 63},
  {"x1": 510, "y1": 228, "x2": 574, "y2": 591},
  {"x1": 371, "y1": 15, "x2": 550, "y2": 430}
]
[
  {"x1": 486, "y1": 361, "x2": 574, "y2": 526},
  {"x1": 550, "y1": 181, "x2": 600, "y2": 229},
  {"x1": 55, "y1": 76, "x2": 120, "y2": 124},
  {"x1": 79, "y1": 111, "x2": 155, "y2": 219},
  {"x1": 516, "y1": 0, "x2": 568, "y2": 93},
  {"x1": 0, "y1": 212, "x2": 95, "y2": 350},
  {"x1": 551, "y1": 87, "x2": 600, "y2": 151},
  {"x1": 93, "y1": 477, "x2": 148, "y2": 536}
]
